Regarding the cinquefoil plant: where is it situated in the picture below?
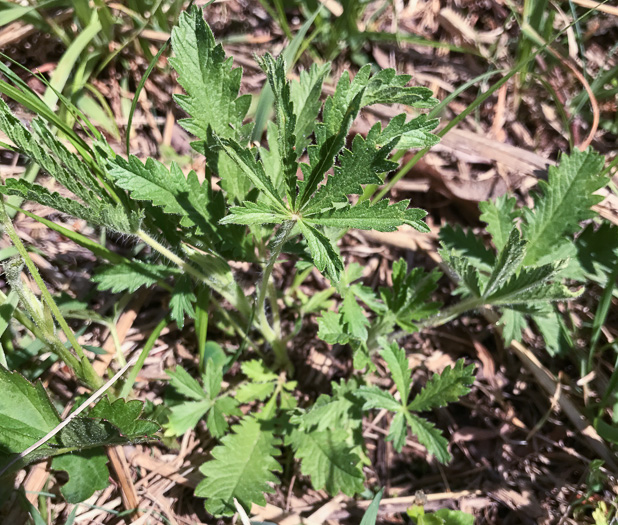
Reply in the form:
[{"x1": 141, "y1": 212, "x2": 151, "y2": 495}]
[{"x1": 0, "y1": 4, "x2": 610, "y2": 517}]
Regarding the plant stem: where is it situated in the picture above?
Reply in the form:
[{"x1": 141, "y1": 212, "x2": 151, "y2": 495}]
[
  {"x1": 417, "y1": 296, "x2": 485, "y2": 330},
  {"x1": 256, "y1": 221, "x2": 295, "y2": 367},
  {"x1": 0, "y1": 200, "x2": 102, "y2": 389},
  {"x1": 0, "y1": 290, "x2": 78, "y2": 370},
  {"x1": 136, "y1": 229, "x2": 251, "y2": 317}
]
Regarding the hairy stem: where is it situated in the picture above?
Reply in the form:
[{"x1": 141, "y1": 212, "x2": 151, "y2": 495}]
[
  {"x1": 416, "y1": 296, "x2": 485, "y2": 330},
  {"x1": 256, "y1": 221, "x2": 295, "y2": 367},
  {"x1": 0, "y1": 200, "x2": 102, "y2": 389},
  {"x1": 136, "y1": 230, "x2": 251, "y2": 317}
]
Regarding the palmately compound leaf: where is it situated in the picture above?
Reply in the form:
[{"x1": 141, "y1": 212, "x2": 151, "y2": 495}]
[
  {"x1": 522, "y1": 148, "x2": 607, "y2": 266},
  {"x1": 92, "y1": 261, "x2": 179, "y2": 294},
  {"x1": 407, "y1": 360, "x2": 475, "y2": 412},
  {"x1": 287, "y1": 427, "x2": 364, "y2": 496},
  {"x1": 51, "y1": 449, "x2": 109, "y2": 503},
  {"x1": 165, "y1": 364, "x2": 239, "y2": 437},
  {"x1": 196, "y1": 417, "x2": 281, "y2": 516},
  {"x1": 479, "y1": 194, "x2": 520, "y2": 253}
]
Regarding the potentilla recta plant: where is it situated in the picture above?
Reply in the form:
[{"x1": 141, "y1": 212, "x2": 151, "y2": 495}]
[{"x1": 0, "y1": 5, "x2": 611, "y2": 517}]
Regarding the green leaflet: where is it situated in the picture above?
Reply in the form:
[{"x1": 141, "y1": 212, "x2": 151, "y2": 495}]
[
  {"x1": 404, "y1": 412, "x2": 450, "y2": 463},
  {"x1": 0, "y1": 366, "x2": 61, "y2": 466},
  {"x1": 379, "y1": 260, "x2": 442, "y2": 332},
  {"x1": 0, "y1": 100, "x2": 103, "y2": 202},
  {"x1": 298, "y1": 220, "x2": 344, "y2": 281},
  {"x1": 304, "y1": 127, "x2": 397, "y2": 214},
  {"x1": 482, "y1": 228, "x2": 526, "y2": 298},
  {"x1": 479, "y1": 194, "x2": 520, "y2": 253},
  {"x1": 407, "y1": 360, "x2": 476, "y2": 412},
  {"x1": 195, "y1": 417, "x2": 281, "y2": 516},
  {"x1": 287, "y1": 427, "x2": 364, "y2": 496},
  {"x1": 169, "y1": 6, "x2": 252, "y2": 143},
  {"x1": 379, "y1": 113, "x2": 440, "y2": 149},
  {"x1": 92, "y1": 261, "x2": 179, "y2": 293},
  {"x1": 359, "y1": 68, "x2": 439, "y2": 108},
  {"x1": 522, "y1": 148, "x2": 607, "y2": 266},
  {"x1": 290, "y1": 63, "x2": 331, "y2": 155},
  {"x1": 214, "y1": 137, "x2": 287, "y2": 210},
  {"x1": 170, "y1": 5, "x2": 253, "y2": 203},
  {"x1": 236, "y1": 360, "x2": 277, "y2": 403},
  {"x1": 439, "y1": 224, "x2": 495, "y2": 272},
  {"x1": 219, "y1": 202, "x2": 290, "y2": 226},
  {"x1": 317, "y1": 311, "x2": 352, "y2": 345},
  {"x1": 52, "y1": 449, "x2": 109, "y2": 503},
  {"x1": 170, "y1": 275, "x2": 197, "y2": 329},
  {"x1": 256, "y1": 54, "x2": 298, "y2": 207},
  {"x1": 381, "y1": 342, "x2": 412, "y2": 405},
  {"x1": 292, "y1": 380, "x2": 362, "y2": 433},
  {"x1": 0, "y1": 178, "x2": 139, "y2": 233},
  {"x1": 442, "y1": 229, "x2": 580, "y2": 308},
  {"x1": 305, "y1": 199, "x2": 426, "y2": 232},
  {"x1": 107, "y1": 155, "x2": 217, "y2": 235}
]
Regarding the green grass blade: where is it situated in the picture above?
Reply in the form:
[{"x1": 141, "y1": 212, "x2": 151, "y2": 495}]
[
  {"x1": 126, "y1": 39, "x2": 170, "y2": 154},
  {"x1": 119, "y1": 316, "x2": 168, "y2": 398},
  {"x1": 588, "y1": 260, "x2": 618, "y2": 373}
]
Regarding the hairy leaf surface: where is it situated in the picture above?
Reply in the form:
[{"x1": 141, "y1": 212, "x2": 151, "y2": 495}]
[{"x1": 196, "y1": 417, "x2": 281, "y2": 516}]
